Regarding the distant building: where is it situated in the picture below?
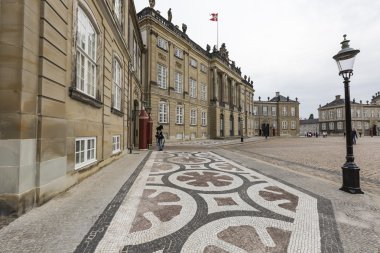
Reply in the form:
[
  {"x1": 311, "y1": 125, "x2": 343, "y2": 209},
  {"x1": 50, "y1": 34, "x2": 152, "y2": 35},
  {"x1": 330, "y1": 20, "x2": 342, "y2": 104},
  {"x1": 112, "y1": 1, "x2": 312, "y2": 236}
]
[
  {"x1": 253, "y1": 92, "x2": 300, "y2": 137},
  {"x1": 318, "y1": 93, "x2": 380, "y2": 136},
  {"x1": 299, "y1": 114, "x2": 319, "y2": 136}
]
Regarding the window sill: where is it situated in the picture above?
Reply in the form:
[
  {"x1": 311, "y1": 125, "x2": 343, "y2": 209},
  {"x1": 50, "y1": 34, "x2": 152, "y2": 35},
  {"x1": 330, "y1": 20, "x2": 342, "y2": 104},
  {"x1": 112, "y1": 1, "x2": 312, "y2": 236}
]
[
  {"x1": 111, "y1": 107, "x2": 124, "y2": 117},
  {"x1": 75, "y1": 159, "x2": 97, "y2": 171},
  {"x1": 69, "y1": 87, "x2": 102, "y2": 108}
]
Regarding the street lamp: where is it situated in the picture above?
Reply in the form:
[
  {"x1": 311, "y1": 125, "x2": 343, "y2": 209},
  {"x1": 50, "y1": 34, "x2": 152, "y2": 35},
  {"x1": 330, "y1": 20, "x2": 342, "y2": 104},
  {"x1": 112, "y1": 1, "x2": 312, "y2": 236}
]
[{"x1": 333, "y1": 34, "x2": 363, "y2": 194}]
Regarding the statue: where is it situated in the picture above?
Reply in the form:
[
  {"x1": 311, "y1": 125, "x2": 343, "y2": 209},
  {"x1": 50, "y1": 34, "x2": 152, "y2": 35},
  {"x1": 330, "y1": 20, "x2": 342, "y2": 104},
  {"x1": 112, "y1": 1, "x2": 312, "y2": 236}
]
[
  {"x1": 219, "y1": 43, "x2": 229, "y2": 60},
  {"x1": 182, "y1": 23, "x2": 187, "y2": 33},
  {"x1": 168, "y1": 8, "x2": 172, "y2": 22},
  {"x1": 213, "y1": 45, "x2": 217, "y2": 52},
  {"x1": 244, "y1": 75, "x2": 247, "y2": 80},
  {"x1": 231, "y1": 61, "x2": 235, "y2": 67},
  {"x1": 206, "y1": 44, "x2": 211, "y2": 52},
  {"x1": 149, "y1": 0, "x2": 155, "y2": 8},
  {"x1": 248, "y1": 77, "x2": 250, "y2": 83}
]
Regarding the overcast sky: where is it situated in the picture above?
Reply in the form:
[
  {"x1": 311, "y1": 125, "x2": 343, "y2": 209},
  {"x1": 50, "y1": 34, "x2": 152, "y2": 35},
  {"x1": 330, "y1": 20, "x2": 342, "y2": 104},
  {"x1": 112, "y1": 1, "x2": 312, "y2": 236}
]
[{"x1": 135, "y1": 0, "x2": 380, "y2": 118}]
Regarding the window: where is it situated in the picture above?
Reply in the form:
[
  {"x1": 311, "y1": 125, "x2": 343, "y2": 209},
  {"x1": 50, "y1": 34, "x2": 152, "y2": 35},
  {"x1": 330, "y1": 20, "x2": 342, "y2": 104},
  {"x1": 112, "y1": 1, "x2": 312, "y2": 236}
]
[
  {"x1": 75, "y1": 137, "x2": 96, "y2": 169},
  {"x1": 176, "y1": 105, "x2": 183, "y2": 124},
  {"x1": 200, "y1": 64, "x2": 207, "y2": 73},
  {"x1": 364, "y1": 109, "x2": 369, "y2": 118},
  {"x1": 356, "y1": 109, "x2": 361, "y2": 118},
  {"x1": 322, "y1": 111, "x2": 326, "y2": 120},
  {"x1": 364, "y1": 122, "x2": 369, "y2": 129},
  {"x1": 190, "y1": 78, "x2": 197, "y2": 98},
  {"x1": 371, "y1": 110, "x2": 375, "y2": 118},
  {"x1": 174, "y1": 47, "x2": 183, "y2": 59},
  {"x1": 329, "y1": 122, "x2": 334, "y2": 130},
  {"x1": 282, "y1": 106, "x2": 287, "y2": 116},
  {"x1": 337, "y1": 122, "x2": 343, "y2": 130},
  {"x1": 159, "y1": 102, "x2": 168, "y2": 123},
  {"x1": 157, "y1": 64, "x2": 167, "y2": 89},
  {"x1": 291, "y1": 107, "x2": 296, "y2": 117},
  {"x1": 112, "y1": 135, "x2": 121, "y2": 153},
  {"x1": 337, "y1": 108, "x2": 342, "y2": 118},
  {"x1": 262, "y1": 106, "x2": 268, "y2": 116},
  {"x1": 174, "y1": 72, "x2": 183, "y2": 93},
  {"x1": 201, "y1": 111, "x2": 207, "y2": 126},
  {"x1": 190, "y1": 109, "x2": 197, "y2": 125},
  {"x1": 112, "y1": 58, "x2": 122, "y2": 110},
  {"x1": 282, "y1": 121, "x2": 287, "y2": 129},
  {"x1": 273, "y1": 121, "x2": 277, "y2": 129},
  {"x1": 76, "y1": 7, "x2": 97, "y2": 98},
  {"x1": 329, "y1": 110, "x2": 335, "y2": 119},
  {"x1": 114, "y1": 0, "x2": 122, "y2": 23},
  {"x1": 255, "y1": 121, "x2": 259, "y2": 129},
  {"x1": 133, "y1": 37, "x2": 137, "y2": 71},
  {"x1": 357, "y1": 121, "x2": 362, "y2": 129},
  {"x1": 200, "y1": 83, "x2": 207, "y2": 101},
  {"x1": 253, "y1": 106, "x2": 258, "y2": 116},
  {"x1": 291, "y1": 121, "x2": 296, "y2": 129},
  {"x1": 271, "y1": 107, "x2": 276, "y2": 116},
  {"x1": 322, "y1": 123, "x2": 326, "y2": 130},
  {"x1": 190, "y1": 58, "x2": 197, "y2": 68},
  {"x1": 157, "y1": 37, "x2": 168, "y2": 50}
]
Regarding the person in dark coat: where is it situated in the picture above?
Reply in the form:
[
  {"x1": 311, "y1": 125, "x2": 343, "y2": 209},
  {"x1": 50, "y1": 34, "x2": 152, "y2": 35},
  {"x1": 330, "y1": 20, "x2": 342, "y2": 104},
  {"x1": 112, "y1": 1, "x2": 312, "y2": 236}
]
[
  {"x1": 352, "y1": 129, "x2": 358, "y2": 144},
  {"x1": 155, "y1": 125, "x2": 165, "y2": 151}
]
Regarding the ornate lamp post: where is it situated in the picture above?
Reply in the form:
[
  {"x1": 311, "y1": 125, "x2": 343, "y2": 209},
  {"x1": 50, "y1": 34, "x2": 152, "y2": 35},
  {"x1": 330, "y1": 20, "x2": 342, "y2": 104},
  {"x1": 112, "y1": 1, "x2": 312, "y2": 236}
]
[{"x1": 333, "y1": 35, "x2": 363, "y2": 194}]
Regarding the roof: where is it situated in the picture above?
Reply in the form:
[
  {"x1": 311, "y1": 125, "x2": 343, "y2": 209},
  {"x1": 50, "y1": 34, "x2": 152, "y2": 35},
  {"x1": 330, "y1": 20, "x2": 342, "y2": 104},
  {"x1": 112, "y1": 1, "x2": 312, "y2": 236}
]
[
  {"x1": 300, "y1": 119, "x2": 319, "y2": 124},
  {"x1": 320, "y1": 98, "x2": 359, "y2": 109},
  {"x1": 269, "y1": 95, "x2": 297, "y2": 103}
]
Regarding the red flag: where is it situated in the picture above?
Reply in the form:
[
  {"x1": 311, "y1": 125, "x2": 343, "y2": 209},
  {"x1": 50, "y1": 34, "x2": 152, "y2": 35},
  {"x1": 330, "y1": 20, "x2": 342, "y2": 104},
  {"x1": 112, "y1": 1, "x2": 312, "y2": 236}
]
[{"x1": 210, "y1": 13, "x2": 218, "y2": 21}]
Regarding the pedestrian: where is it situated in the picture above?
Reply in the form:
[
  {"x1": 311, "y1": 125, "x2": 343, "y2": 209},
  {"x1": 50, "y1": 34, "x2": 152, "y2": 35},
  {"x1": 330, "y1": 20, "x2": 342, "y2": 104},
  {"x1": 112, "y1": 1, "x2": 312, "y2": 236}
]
[
  {"x1": 359, "y1": 132, "x2": 362, "y2": 138},
  {"x1": 352, "y1": 128, "x2": 358, "y2": 144},
  {"x1": 155, "y1": 125, "x2": 165, "y2": 151}
]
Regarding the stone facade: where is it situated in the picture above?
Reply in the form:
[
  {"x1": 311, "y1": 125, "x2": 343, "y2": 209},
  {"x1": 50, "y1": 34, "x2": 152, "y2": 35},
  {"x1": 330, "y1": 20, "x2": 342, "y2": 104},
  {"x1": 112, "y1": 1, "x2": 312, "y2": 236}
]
[
  {"x1": 299, "y1": 118, "x2": 319, "y2": 136},
  {"x1": 318, "y1": 94, "x2": 380, "y2": 136},
  {"x1": 0, "y1": 0, "x2": 144, "y2": 215},
  {"x1": 252, "y1": 92, "x2": 300, "y2": 137},
  {"x1": 137, "y1": 7, "x2": 255, "y2": 141}
]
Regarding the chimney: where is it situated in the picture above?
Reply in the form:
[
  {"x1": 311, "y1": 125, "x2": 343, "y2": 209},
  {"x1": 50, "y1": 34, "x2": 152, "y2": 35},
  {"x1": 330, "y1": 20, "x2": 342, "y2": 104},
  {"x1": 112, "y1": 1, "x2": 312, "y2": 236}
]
[
  {"x1": 275, "y1": 92, "x2": 280, "y2": 97},
  {"x1": 335, "y1": 95, "x2": 341, "y2": 100}
]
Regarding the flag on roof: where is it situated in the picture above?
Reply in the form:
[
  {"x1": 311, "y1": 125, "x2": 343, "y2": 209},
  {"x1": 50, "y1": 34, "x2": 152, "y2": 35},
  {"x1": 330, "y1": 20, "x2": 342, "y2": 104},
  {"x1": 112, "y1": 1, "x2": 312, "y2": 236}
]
[{"x1": 210, "y1": 13, "x2": 218, "y2": 21}]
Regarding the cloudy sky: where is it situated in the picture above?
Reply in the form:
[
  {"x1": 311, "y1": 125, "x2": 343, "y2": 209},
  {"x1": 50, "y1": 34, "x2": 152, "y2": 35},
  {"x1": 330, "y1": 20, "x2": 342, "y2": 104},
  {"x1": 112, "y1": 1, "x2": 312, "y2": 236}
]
[{"x1": 135, "y1": 0, "x2": 380, "y2": 118}]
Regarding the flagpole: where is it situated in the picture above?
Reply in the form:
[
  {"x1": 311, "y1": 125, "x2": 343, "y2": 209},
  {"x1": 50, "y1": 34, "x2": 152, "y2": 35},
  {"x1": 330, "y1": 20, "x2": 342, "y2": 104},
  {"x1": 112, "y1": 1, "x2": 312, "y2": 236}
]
[{"x1": 217, "y1": 18, "x2": 219, "y2": 49}]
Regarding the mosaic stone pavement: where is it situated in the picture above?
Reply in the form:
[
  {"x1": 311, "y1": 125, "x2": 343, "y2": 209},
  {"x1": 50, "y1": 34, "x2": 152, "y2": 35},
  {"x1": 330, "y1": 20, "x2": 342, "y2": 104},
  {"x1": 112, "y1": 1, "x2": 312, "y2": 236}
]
[{"x1": 75, "y1": 151, "x2": 343, "y2": 253}]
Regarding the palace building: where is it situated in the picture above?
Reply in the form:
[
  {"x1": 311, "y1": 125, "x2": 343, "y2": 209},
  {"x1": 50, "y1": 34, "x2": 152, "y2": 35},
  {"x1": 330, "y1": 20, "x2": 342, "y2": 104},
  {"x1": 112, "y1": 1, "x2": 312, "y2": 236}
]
[
  {"x1": 0, "y1": 0, "x2": 144, "y2": 215},
  {"x1": 137, "y1": 6, "x2": 255, "y2": 140}
]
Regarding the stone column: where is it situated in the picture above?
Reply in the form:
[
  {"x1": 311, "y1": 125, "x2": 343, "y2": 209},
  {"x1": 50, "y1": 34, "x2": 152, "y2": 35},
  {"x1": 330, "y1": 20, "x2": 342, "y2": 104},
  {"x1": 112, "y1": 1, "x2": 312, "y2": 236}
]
[
  {"x1": 232, "y1": 79, "x2": 236, "y2": 106},
  {"x1": 213, "y1": 67, "x2": 218, "y2": 101}
]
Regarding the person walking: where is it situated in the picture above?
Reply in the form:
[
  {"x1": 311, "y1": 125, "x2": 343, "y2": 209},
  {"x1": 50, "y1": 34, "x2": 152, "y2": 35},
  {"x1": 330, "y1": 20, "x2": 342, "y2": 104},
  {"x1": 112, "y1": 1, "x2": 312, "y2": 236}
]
[
  {"x1": 155, "y1": 125, "x2": 165, "y2": 151},
  {"x1": 352, "y1": 128, "x2": 358, "y2": 144}
]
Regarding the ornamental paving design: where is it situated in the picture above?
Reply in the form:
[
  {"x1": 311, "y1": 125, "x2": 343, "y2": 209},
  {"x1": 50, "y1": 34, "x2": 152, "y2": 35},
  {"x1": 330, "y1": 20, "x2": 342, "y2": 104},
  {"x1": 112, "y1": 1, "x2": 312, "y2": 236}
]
[{"x1": 76, "y1": 151, "x2": 343, "y2": 253}]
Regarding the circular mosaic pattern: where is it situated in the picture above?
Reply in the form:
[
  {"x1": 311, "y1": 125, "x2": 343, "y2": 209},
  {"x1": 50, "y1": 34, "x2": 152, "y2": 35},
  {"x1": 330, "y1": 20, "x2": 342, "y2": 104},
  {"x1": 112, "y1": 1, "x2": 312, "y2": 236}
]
[
  {"x1": 150, "y1": 162, "x2": 180, "y2": 175},
  {"x1": 168, "y1": 170, "x2": 243, "y2": 192},
  {"x1": 167, "y1": 155, "x2": 211, "y2": 165}
]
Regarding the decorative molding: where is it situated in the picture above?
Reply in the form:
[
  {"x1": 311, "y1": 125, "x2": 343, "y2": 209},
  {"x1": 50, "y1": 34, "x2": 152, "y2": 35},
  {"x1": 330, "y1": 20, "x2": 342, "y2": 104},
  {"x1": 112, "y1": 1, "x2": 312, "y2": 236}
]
[
  {"x1": 175, "y1": 61, "x2": 182, "y2": 68},
  {"x1": 150, "y1": 30, "x2": 158, "y2": 37},
  {"x1": 158, "y1": 52, "x2": 166, "y2": 61},
  {"x1": 69, "y1": 87, "x2": 102, "y2": 108}
]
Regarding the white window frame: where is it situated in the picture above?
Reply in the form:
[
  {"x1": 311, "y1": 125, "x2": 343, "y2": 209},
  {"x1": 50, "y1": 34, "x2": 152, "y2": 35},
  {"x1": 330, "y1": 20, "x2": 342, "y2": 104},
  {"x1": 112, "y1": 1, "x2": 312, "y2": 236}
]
[
  {"x1": 201, "y1": 111, "x2": 207, "y2": 126},
  {"x1": 190, "y1": 109, "x2": 197, "y2": 125},
  {"x1": 76, "y1": 7, "x2": 97, "y2": 98},
  {"x1": 282, "y1": 121, "x2": 287, "y2": 130},
  {"x1": 291, "y1": 107, "x2": 296, "y2": 117},
  {"x1": 322, "y1": 123, "x2": 326, "y2": 130},
  {"x1": 75, "y1": 137, "x2": 96, "y2": 170},
  {"x1": 322, "y1": 111, "x2": 326, "y2": 120},
  {"x1": 291, "y1": 121, "x2": 296, "y2": 129},
  {"x1": 174, "y1": 47, "x2": 183, "y2": 59},
  {"x1": 263, "y1": 106, "x2": 268, "y2": 116},
  {"x1": 329, "y1": 122, "x2": 334, "y2": 130},
  {"x1": 200, "y1": 83, "x2": 207, "y2": 101},
  {"x1": 190, "y1": 58, "x2": 197, "y2": 68},
  {"x1": 253, "y1": 106, "x2": 258, "y2": 116},
  {"x1": 364, "y1": 121, "x2": 369, "y2": 129},
  {"x1": 273, "y1": 121, "x2": 277, "y2": 129},
  {"x1": 190, "y1": 78, "x2": 197, "y2": 98},
  {"x1": 337, "y1": 108, "x2": 342, "y2": 118},
  {"x1": 271, "y1": 107, "x2": 276, "y2": 116},
  {"x1": 157, "y1": 37, "x2": 168, "y2": 50},
  {"x1": 112, "y1": 58, "x2": 122, "y2": 110},
  {"x1": 112, "y1": 135, "x2": 121, "y2": 154},
  {"x1": 159, "y1": 102, "x2": 168, "y2": 123},
  {"x1": 114, "y1": 0, "x2": 122, "y2": 24},
  {"x1": 175, "y1": 72, "x2": 183, "y2": 93},
  {"x1": 157, "y1": 64, "x2": 168, "y2": 89},
  {"x1": 282, "y1": 106, "x2": 287, "y2": 116},
  {"x1": 337, "y1": 122, "x2": 343, "y2": 130},
  {"x1": 200, "y1": 64, "x2": 207, "y2": 73},
  {"x1": 176, "y1": 105, "x2": 183, "y2": 124}
]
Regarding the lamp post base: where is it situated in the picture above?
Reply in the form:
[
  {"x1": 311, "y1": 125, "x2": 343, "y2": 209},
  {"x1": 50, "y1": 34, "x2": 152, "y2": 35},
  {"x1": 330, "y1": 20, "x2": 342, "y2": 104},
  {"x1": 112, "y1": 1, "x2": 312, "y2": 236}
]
[{"x1": 340, "y1": 162, "x2": 364, "y2": 194}]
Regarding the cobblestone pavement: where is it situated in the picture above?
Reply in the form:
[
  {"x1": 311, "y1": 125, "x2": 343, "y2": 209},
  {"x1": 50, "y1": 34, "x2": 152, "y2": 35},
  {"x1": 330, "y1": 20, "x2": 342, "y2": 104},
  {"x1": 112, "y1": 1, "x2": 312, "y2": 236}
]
[
  {"x1": 75, "y1": 150, "x2": 342, "y2": 253},
  {"x1": 1, "y1": 139, "x2": 379, "y2": 253},
  {"x1": 217, "y1": 136, "x2": 380, "y2": 195}
]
